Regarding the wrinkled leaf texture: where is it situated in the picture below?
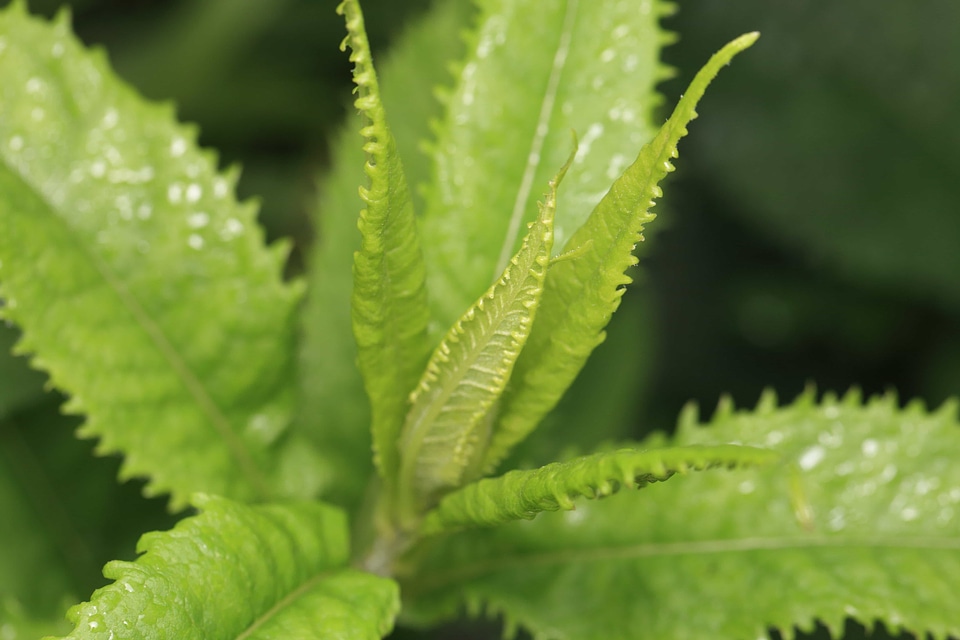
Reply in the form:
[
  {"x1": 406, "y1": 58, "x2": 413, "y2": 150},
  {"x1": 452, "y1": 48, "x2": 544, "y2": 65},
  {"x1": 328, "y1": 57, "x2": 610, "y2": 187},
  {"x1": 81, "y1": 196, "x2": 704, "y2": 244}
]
[
  {"x1": 483, "y1": 32, "x2": 760, "y2": 473},
  {"x1": 339, "y1": 0, "x2": 432, "y2": 493},
  {"x1": 421, "y1": 443, "x2": 777, "y2": 534},
  {"x1": 0, "y1": 2, "x2": 303, "y2": 509},
  {"x1": 297, "y1": 0, "x2": 474, "y2": 509},
  {"x1": 404, "y1": 390, "x2": 960, "y2": 640},
  {"x1": 49, "y1": 495, "x2": 399, "y2": 640},
  {"x1": 398, "y1": 152, "x2": 573, "y2": 521}
]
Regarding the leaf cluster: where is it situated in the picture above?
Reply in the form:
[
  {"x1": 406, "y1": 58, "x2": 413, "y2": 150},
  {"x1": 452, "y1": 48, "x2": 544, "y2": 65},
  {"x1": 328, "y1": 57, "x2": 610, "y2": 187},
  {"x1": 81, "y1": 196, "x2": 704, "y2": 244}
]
[{"x1": 0, "y1": 1, "x2": 958, "y2": 639}]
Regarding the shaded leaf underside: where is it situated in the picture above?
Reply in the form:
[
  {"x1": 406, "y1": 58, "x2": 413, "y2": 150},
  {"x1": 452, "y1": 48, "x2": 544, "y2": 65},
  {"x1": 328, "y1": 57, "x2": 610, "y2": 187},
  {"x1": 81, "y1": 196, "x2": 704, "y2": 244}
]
[
  {"x1": 0, "y1": 4, "x2": 302, "y2": 509},
  {"x1": 404, "y1": 390, "x2": 960, "y2": 640}
]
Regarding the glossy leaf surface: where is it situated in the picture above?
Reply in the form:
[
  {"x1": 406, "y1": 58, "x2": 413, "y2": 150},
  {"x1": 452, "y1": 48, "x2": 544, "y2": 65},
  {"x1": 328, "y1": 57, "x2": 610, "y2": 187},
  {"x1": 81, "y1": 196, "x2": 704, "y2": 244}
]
[
  {"x1": 419, "y1": 0, "x2": 672, "y2": 330},
  {"x1": 404, "y1": 390, "x2": 960, "y2": 640},
  {"x1": 51, "y1": 495, "x2": 399, "y2": 640},
  {"x1": 0, "y1": 4, "x2": 302, "y2": 509}
]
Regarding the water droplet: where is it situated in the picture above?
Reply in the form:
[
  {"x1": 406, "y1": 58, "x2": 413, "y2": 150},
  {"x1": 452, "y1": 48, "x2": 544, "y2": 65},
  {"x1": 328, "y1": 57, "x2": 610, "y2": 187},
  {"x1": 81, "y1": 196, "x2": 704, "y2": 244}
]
[
  {"x1": 738, "y1": 480, "x2": 755, "y2": 494},
  {"x1": 623, "y1": 54, "x2": 639, "y2": 72},
  {"x1": 187, "y1": 212, "x2": 210, "y2": 228},
  {"x1": 25, "y1": 77, "x2": 43, "y2": 94},
  {"x1": 170, "y1": 136, "x2": 187, "y2": 157},
  {"x1": 827, "y1": 506, "x2": 846, "y2": 531},
  {"x1": 31, "y1": 107, "x2": 45, "y2": 121},
  {"x1": 915, "y1": 476, "x2": 939, "y2": 496},
  {"x1": 186, "y1": 183, "x2": 202, "y2": 203},
  {"x1": 798, "y1": 445, "x2": 825, "y2": 471},
  {"x1": 220, "y1": 218, "x2": 244, "y2": 240},
  {"x1": 861, "y1": 439, "x2": 879, "y2": 458},
  {"x1": 88, "y1": 621, "x2": 99, "y2": 630},
  {"x1": 823, "y1": 405, "x2": 840, "y2": 419},
  {"x1": 900, "y1": 506, "x2": 919, "y2": 522},
  {"x1": 137, "y1": 204, "x2": 152, "y2": 220},
  {"x1": 765, "y1": 430, "x2": 783, "y2": 446},
  {"x1": 938, "y1": 506, "x2": 954, "y2": 524},
  {"x1": 213, "y1": 177, "x2": 229, "y2": 199},
  {"x1": 834, "y1": 461, "x2": 855, "y2": 476},
  {"x1": 52, "y1": 42, "x2": 64, "y2": 57},
  {"x1": 878, "y1": 463, "x2": 897, "y2": 483},
  {"x1": 600, "y1": 48, "x2": 616, "y2": 63},
  {"x1": 187, "y1": 234, "x2": 204, "y2": 250},
  {"x1": 8, "y1": 135, "x2": 23, "y2": 151},
  {"x1": 102, "y1": 108, "x2": 119, "y2": 129},
  {"x1": 122, "y1": 581, "x2": 134, "y2": 593},
  {"x1": 90, "y1": 161, "x2": 106, "y2": 178},
  {"x1": 612, "y1": 25, "x2": 630, "y2": 39},
  {"x1": 168, "y1": 183, "x2": 183, "y2": 204}
]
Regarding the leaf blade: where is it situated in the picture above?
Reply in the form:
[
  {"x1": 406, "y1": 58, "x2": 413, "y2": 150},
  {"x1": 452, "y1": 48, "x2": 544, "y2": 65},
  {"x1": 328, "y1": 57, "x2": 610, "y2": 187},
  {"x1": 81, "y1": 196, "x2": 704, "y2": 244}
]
[
  {"x1": 419, "y1": 0, "x2": 673, "y2": 331},
  {"x1": 397, "y1": 152, "x2": 573, "y2": 524},
  {"x1": 422, "y1": 444, "x2": 777, "y2": 534},
  {"x1": 0, "y1": 5, "x2": 303, "y2": 509},
  {"x1": 483, "y1": 33, "x2": 760, "y2": 473},
  {"x1": 338, "y1": 0, "x2": 432, "y2": 491},
  {"x1": 48, "y1": 495, "x2": 399, "y2": 640},
  {"x1": 296, "y1": 0, "x2": 474, "y2": 509},
  {"x1": 403, "y1": 390, "x2": 960, "y2": 640}
]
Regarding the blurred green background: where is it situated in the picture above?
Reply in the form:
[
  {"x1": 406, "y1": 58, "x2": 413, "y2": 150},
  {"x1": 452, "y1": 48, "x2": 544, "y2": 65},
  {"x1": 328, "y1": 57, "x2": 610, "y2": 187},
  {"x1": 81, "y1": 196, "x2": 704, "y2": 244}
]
[{"x1": 1, "y1": 0, "x2": 956, "y2": 638}]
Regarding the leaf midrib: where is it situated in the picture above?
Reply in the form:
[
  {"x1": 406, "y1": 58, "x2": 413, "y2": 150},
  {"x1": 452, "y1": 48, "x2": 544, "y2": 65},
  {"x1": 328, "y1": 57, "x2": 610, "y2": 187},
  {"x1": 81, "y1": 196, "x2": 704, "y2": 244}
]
[
  {"x1": 406, "y1": 533, "x2": 960, "y2": 596},
  {"x1": 2, "y1": 160, "x2": 271, "y2": 501},
  {"x1": 234, "y1": 569, "x2": 338, "y2": 640},
  {"x1": 493, "y1": 0, "x2": 579, "y2": 277}
]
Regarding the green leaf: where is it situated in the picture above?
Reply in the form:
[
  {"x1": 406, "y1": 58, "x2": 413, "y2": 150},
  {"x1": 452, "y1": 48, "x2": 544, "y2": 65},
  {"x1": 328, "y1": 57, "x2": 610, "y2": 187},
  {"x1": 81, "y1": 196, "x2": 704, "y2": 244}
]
[
  {"x1": 296, "y1": 0, "x2": 473, "y2": 509},
  {"x1": 421, "y1": 443, "x2": 777, "y2": 534},
  {"x1": 50, "y1": 495, "x2": 399, "y2": 640},
  {"x1": 0, "y1": 4, "x2": 303, "y2": 509},
  {"x1": 419, "y1": 0, "x2": 674, "y2": 331},
  {"x1": 403, "y1": 390, "x2": 960, "y2": 640},
  {"x1": 396, "y1": 151, "x2": 574, "y2": 525},
  {"x1": 483, "y1": 33, "x2": 760, "y2": 473},
  {"x1": 338, "y1": 0, "x2": 432, "y2": 492}
]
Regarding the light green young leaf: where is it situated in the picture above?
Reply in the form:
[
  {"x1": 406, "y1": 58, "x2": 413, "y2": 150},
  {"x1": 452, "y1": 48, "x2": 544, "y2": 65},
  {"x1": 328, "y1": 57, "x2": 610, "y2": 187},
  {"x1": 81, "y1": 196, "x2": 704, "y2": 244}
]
[
  {"x1": 397, "y1": 152, "x2": 574, "y2": 525},
  {"x1": 421, "y1": 443, "x2": 777, "y2": 534},
  {"x1": 419, "y1": 0, "x2": 673, "y2": 331},
  {"x1": 338, "y1": 0, "x2": 431, "y2": 491},
  {"x1": 0, "y1": 4, "x2": 303, "y2": 510},
  {"x1": 48, "y1": 495, "x2": 399, "y2": 640},
  {"x1": 483, "y1": 33, "x2": 760, "y2": 473},
  {"x1": 297, "y1": 0, "x2": 473, "y2": 509},
  {"x1": 403, "y1": 390, "x2": 960, "y2": 640}
]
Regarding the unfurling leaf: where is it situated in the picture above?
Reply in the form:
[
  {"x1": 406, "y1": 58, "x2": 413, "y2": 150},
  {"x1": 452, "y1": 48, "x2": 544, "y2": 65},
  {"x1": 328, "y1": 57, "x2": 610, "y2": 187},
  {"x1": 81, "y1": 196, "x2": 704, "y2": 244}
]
[
  {"x1": 49, "y1": 496, "x2": 399, "y2": 640},
  {"x1": 483, "y1": 33, "x2": 761, "y2": 473},
  {"x1": 421, "y1": 444, "x2": 777, "y2": 534},
  {"x1": 339, "y1": 0, "x2": 431, "y2": 491},
  {"x1": 396, "y1": 150, "x2": 575, "y2": 527},
  {"x1": 0, "y1": 4, "x2": 303, "y2": 509}
]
